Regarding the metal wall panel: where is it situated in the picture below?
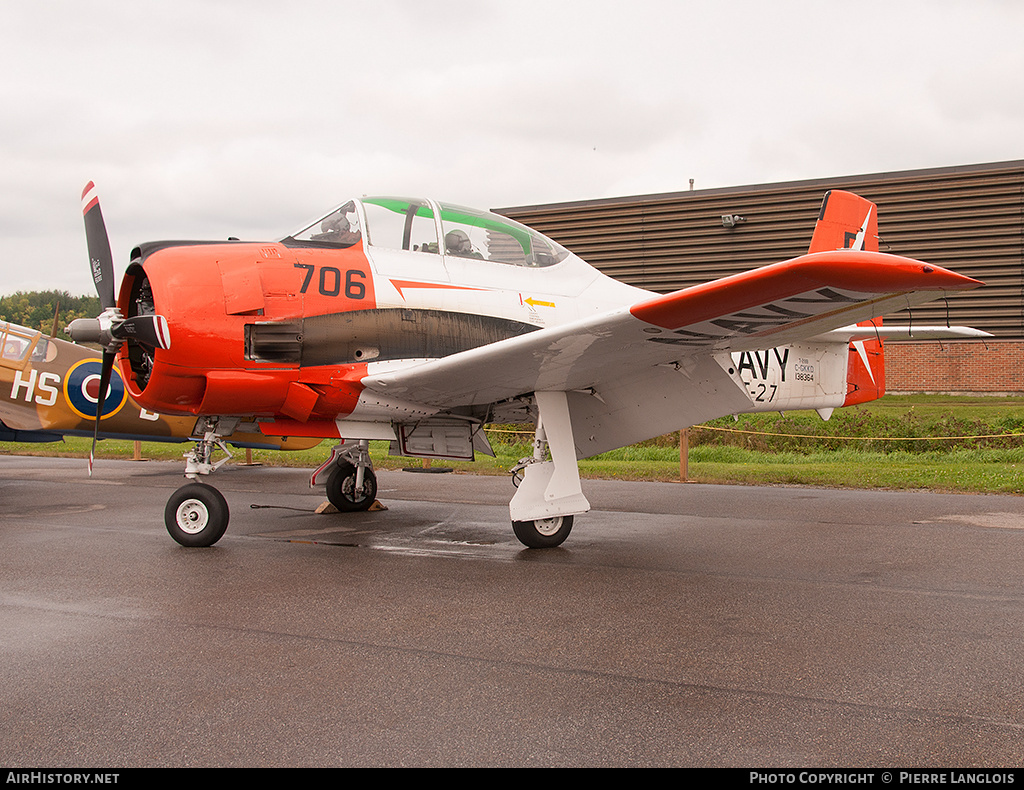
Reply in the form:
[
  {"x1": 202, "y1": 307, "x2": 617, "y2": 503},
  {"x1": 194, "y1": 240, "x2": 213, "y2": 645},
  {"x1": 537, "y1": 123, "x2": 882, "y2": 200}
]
[{"x1": 496, "y1": 161, "x2": 1024, "y2": 338}]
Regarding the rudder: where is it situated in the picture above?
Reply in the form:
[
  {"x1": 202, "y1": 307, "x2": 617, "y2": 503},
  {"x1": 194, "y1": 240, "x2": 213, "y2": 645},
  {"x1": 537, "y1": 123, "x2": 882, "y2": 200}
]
[
  {"x1": 809, "y1": 190, "x2": 879, "y2": 253},
  {"x1": 810, "y1": 190, "x2": 885, "y2": 406},
  {"x1": 844, "y1": 323, "x2": 885, "y2": 406}
]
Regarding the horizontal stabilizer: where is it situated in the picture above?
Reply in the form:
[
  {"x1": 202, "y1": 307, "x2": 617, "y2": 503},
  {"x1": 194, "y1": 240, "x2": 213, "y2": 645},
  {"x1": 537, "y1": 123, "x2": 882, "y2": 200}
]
[{"x1": 811, "y1": 325, "x2": 993, "y2": 343}]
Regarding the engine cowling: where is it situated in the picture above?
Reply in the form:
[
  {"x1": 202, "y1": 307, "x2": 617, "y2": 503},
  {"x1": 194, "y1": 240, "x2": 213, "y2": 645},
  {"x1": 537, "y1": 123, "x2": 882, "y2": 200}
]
[{"x1": 116, "y1": 241, "x2": 374, "y2": 421}]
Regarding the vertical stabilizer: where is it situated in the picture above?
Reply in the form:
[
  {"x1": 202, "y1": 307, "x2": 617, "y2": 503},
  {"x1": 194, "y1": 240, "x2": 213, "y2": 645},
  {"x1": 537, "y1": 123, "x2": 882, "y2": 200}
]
[
  {"x1": 810, "y1": 191, "x2": 886, "y2": 406},
  {"x1": 809, "y1": 190, "x2": 879, "y2": 253}
]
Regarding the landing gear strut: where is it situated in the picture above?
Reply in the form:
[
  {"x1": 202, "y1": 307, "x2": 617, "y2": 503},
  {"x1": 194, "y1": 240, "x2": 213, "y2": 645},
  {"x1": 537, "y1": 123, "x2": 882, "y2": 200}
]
[
  {"x1": 508, "y1": 391, "x2": 589, "y2": 548},
  {"x1": 161, "y1": 425, "x2": 383, "y2": 547}
]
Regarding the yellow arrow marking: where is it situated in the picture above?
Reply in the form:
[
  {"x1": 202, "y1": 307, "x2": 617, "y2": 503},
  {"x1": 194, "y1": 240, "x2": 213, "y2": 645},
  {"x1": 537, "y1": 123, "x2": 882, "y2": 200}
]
[{"x1": 524, "y1": 297, "x2": 555, "y2": 309}]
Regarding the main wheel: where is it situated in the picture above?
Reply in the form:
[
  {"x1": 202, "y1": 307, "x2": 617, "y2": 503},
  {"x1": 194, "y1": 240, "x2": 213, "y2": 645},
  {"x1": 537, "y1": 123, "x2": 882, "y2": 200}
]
[
  {"x1": 165, "y1": 482, "x2": 229, "y2": 547},
  {"x1": 326, "y1": 462, "x2": 378, "y2": 512},
  {"x1": 512, "y1": 514, "x2": 573, "y2": 548}
]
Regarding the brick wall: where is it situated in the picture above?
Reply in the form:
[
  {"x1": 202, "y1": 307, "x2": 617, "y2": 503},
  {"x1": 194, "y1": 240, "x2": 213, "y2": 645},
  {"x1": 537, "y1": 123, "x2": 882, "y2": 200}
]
[{"x1": 885, "y1": 340, "x2": 1024, "y2": 395}]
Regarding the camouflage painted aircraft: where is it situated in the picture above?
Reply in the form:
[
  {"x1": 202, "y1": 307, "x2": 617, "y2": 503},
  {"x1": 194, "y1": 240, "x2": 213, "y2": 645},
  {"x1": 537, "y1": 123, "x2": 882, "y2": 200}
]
[{"x1": 0, "y1": 317, "x2": 319, "y2": 453}]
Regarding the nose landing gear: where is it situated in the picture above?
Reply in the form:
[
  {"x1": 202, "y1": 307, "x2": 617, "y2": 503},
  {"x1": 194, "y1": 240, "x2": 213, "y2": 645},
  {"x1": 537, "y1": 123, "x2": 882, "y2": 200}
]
[{"x1": 164, "y1": 418, "x2": 235, "y2": 547}]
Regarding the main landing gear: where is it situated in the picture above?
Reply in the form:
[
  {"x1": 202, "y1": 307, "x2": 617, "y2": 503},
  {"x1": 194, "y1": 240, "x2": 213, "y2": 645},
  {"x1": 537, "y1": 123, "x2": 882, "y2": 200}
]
[
  {"x1": 508, "y1": 391, "x2": 590, "y2": 549},
  {"x1": 316, "y1": 441, "x2": 378, "y2": 513},
  {"x1": 511, "y1": 514, "x2": 575, "y2": 549},
  {"x1": 163, "y1": 394, "x2": 588, "y2": 550}
]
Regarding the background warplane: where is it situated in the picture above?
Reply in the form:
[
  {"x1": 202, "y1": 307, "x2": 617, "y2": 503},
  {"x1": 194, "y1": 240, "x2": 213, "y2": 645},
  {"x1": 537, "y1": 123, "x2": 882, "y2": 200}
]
[{"x1": 0, "y1": 316, "x2": 320, "y2": 454}]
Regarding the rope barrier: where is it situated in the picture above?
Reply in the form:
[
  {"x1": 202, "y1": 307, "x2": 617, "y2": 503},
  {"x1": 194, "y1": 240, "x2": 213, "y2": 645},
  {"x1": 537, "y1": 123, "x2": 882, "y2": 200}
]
[
  {"x1": 483, "y1": 425, "x2": 1024, "y2": 443},
  {"x1": 689, "y1": 425, "x2": 1024, "y2": 442}
]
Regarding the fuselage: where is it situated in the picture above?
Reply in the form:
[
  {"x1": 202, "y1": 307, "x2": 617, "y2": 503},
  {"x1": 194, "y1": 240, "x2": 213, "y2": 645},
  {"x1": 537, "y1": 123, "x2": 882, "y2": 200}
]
[{"x1": 117, "y1": 197, "x2": 646, "y2": 425}]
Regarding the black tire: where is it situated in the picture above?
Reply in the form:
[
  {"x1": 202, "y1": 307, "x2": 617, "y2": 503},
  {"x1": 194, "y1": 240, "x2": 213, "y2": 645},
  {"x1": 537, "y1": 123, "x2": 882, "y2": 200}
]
[
  {"x1": 164, "y1": 482, "x2": 229, "y2": 547},
  {"x1": 512, "y1": 514, "x2": 573, "y2": 548},
  {"x1": 326, "y1": 462, "x2": 378, "y2": 512}
]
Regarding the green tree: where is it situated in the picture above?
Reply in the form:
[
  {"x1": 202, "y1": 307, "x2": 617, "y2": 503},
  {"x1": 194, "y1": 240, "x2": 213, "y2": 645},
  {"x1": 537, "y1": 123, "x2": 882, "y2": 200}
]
[{"x1": 0, "y1": 291, "x2": 101, "y2": 342}]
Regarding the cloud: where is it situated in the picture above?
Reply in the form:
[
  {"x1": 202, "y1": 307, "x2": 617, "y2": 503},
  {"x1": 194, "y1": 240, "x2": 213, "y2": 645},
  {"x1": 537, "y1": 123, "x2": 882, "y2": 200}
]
[{"x1": 1, "y1": 0, "x2": 1023, "y2": 295}]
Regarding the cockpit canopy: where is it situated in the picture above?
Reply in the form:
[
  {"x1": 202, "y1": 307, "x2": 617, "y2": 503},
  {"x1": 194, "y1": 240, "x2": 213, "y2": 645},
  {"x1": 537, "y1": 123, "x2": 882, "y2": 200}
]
[
  {"x1": 0, "y1": 321, "x2": 52, "y2": 369},
  {"x1": 283, "y1": 197, "x2": 571, "y2": 268}
]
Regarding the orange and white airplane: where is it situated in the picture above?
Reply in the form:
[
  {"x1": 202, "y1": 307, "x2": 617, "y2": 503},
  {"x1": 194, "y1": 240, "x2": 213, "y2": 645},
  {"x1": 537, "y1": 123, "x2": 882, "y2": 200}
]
[{"x1": 68, "y1": 184, "x2": 987, "y2": 548}]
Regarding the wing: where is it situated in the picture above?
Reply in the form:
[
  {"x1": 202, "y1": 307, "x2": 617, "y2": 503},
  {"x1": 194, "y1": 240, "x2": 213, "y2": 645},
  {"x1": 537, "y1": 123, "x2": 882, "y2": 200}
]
[{"x1": 363, "y1": 249, "x2": 981, "y2": 406}]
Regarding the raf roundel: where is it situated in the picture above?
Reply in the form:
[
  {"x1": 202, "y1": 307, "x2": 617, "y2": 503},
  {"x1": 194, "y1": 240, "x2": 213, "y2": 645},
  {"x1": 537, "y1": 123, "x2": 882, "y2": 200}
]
[{"x1": 63, "y1": 359, "x2": 128, "y2": 420}]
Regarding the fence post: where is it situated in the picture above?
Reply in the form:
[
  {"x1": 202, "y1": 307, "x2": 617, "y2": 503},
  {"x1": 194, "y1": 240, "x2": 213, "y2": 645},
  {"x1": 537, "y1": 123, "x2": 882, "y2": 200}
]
[{"x1": 679, "y1": 429, "x2": 688, "y2": 482}]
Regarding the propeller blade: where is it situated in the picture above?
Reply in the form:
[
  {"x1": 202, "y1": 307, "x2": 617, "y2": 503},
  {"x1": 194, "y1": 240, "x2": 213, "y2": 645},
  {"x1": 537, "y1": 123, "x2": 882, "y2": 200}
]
[
  {"x1": 110, "y1": 314, "x2": 171, "y2": 350},
  {"x1": 82, "y1": 181, "x2": 116, "y2": 310},
  {"x1": 89, "y1": 351, "x2": 116, "y2": 477}
]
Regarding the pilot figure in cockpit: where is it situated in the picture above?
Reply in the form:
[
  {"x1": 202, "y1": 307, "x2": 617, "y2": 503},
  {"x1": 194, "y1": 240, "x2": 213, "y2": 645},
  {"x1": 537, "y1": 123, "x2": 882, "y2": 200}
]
[
  {"x1": 444, "y1": 229, "x2": 483, "y2": 259},
  {"x1": 311, "y1": 202, "x2": 361, "y2": 246}
]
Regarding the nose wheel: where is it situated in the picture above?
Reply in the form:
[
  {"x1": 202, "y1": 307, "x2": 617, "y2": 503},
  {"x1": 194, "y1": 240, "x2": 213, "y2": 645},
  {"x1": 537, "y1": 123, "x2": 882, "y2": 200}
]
[{"x1": 165, "y1": 482, "x2": 229, "y2": 547}]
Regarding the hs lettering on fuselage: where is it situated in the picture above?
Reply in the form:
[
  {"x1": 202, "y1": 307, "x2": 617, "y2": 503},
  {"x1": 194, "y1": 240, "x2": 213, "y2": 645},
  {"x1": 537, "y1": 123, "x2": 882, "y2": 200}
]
[
  {"x1": 8, "y1": 368, "x2": 160, "y2": 421},
  {"x1": 9, "y1": 369, "x2": 59, "y2": 406}
]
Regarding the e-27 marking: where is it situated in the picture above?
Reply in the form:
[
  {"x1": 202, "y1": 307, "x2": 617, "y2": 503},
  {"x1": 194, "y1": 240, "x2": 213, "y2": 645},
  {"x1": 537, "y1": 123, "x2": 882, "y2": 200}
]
[{"x1": 730, "y1": 347, "x2": 816, "y2": 404}]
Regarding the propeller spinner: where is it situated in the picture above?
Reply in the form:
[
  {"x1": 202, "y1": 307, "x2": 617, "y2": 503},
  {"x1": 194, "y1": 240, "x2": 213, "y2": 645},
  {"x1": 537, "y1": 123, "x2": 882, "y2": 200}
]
[{"x1": 67, "y1": 182, "x2": 171, "y2": 473}]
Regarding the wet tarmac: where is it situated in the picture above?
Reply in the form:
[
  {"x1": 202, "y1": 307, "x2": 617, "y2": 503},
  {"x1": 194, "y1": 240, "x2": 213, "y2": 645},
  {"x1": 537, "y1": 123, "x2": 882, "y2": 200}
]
[{"x1": 1, "y1": 454, "x2": 1022, "y2": 767}]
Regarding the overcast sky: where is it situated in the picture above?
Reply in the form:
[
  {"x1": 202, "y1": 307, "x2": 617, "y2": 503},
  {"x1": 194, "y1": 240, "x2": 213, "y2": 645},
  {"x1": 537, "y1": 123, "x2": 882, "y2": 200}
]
[{"x1": 2, "y1": 0, "x2": 1022, "y2": 296}]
